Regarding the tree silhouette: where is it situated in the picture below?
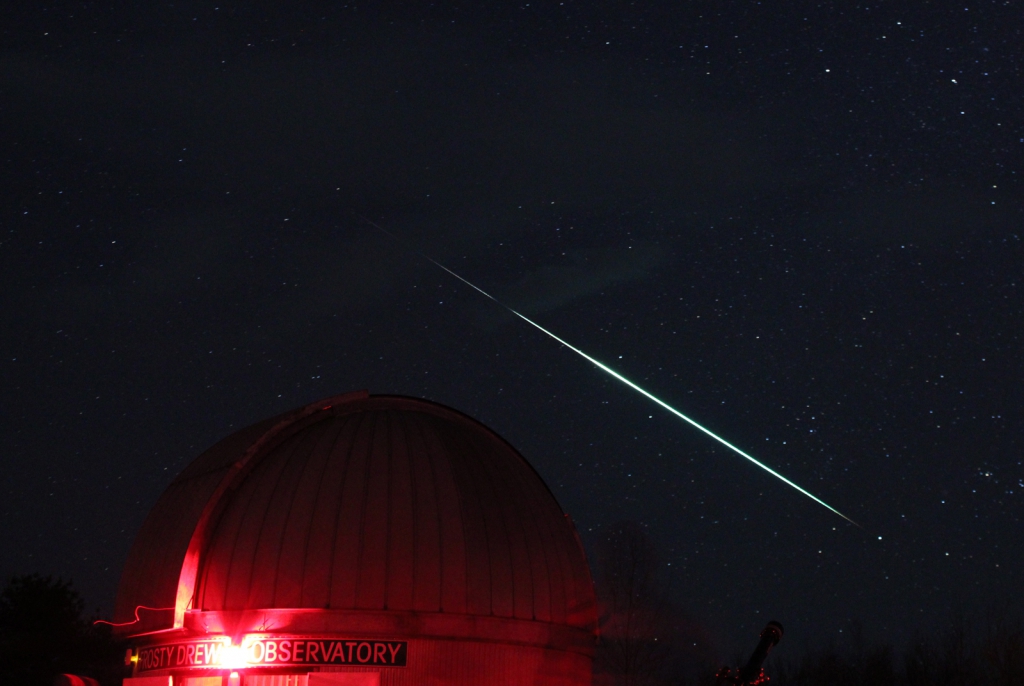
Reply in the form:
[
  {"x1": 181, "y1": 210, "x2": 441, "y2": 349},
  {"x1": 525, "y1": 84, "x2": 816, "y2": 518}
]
[
  {"x1": 0, "y1": 575, "x2": 123, "y2": 686},
  {"x1": 770, "y1": 612, "x2": 1024, "y2": 686},
  {"x1": 593, "y1": 521, "x2": 717, "y2": 686}
]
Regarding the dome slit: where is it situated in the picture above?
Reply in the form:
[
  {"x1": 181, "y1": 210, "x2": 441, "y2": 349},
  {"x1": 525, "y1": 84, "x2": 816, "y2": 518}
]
[
  {"x1": 423, "y1": 416, "x2": 469, "y2": 615},
  {"x1": 246, "y1": 424, "x2": 325, "y2": 609},
  {"x1": 534, "y1": 488, "x2": 570, "y2": 624},
  {"x1": 383, "y1": 410, "x2": 416, "y2": 611},
  {"x1": 443, "y1": 424, "x2": 495, "y2": 616},
  {"x1": 404, "y1": 412, "x2": 422, "y2": 610},
  {"x1": 276, "y1": 416, "x2": 343, "y2": 607},
  {"x1": 349, "y1": 410, "x2": 379, "y2": 608},
  {"x1": 496, "y1": 437, "x2": 544, "y2": 620},
  {"x1": 411, "y1": 412, "x2": 445, "y2": 612},
  {"x1": 329, "y1": 408, "x2": 376, "y2": 608},
  {"x1": 466, "y1": 429, "x2": 518, "y2": 618},
  {"x1": 383, "y1": 411, "x2": 393, "y2": 609},
  {"x1": 354, "y1": 409, "x2": 390, "y2": 609},
  {"x1": 232, "y1": 438, "x2": 290, "y2": 608},
  {"x1": 323, "y1": 409, "x2": 369, "y2": 608},
  {"x1": 295, "y1": 416, "x2": 347, "y2": 607},
  {"x1": 213, "y1": 430, "x2": 302, "y2": 610}
]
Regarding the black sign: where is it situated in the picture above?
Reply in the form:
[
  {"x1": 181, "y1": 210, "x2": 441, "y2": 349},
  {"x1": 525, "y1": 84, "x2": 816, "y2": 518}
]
[
  {"x1": 245, "y1": 638, "x2": 407, "y2": 667},
  {"x1": 137, "y1": 640, "x2": 228, "y2": 671},
  {"x1": 135, "y1": 637, "x2": 407, "y2": 672}
]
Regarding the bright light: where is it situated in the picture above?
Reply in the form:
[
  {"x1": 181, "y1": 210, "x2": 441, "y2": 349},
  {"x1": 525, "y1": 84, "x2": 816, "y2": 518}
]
[
  {"x1": 371, "y1": 219, "x2": 861, "y2": 528},
  {"x1": 222, "y1": 645, "x2": 247, "y2": 670},
  {"x1": 228, "y1": 672, "x2": 240, "y2": 686}
]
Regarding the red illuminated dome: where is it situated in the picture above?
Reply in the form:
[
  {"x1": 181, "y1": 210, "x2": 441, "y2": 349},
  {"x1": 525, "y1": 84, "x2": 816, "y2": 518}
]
[{"x1": 115, "y1": 391, "x2": 597, "y2": 686}]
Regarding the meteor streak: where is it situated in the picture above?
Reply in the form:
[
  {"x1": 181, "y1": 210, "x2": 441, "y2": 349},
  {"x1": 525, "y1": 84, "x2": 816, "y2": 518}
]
[{"x1": 366, "y1": 218, "x2": 859, "y2": 527}]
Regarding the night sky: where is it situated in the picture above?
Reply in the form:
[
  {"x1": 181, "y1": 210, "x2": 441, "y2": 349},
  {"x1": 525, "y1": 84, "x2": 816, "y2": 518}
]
[{"x1": 2, "y1": 0, "x2": 1022, "y2": 658}]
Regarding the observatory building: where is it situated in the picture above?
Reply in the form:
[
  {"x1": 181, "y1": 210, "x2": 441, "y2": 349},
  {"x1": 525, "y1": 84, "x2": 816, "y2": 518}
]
[{"x1": 115, "y1": 391, "x2": 597, "y2": 686}]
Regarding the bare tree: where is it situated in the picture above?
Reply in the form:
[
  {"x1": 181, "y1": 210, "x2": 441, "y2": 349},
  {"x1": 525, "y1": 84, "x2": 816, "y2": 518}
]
[{"x1": 593, "y1": 521, "x2": 673, "y2": 686}]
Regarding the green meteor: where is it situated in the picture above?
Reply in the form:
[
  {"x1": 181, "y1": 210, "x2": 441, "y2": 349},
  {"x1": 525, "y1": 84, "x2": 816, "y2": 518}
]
[{"x1": 367, "y1": 219, "x2": 859, "y2": 527}]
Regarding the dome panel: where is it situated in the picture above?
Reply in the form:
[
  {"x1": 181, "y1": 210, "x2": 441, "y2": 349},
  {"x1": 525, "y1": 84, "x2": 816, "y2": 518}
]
[
  {"x1": 383, "y1": 413, "x2": 416, "y2": 612},
  {"x1": 114, "y1": 392, "x2": 597, "y2": 638},
  {"x1": 406, "y1": 418, "x2": 442, "y2": 613},
  {"x1": 356, "y1": 411, "x2": 392, "y2": 610}
]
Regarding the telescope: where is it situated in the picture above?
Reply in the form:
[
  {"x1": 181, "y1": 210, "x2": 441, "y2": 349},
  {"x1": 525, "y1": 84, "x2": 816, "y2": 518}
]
[{"x1": 715, "y1": 621, "x2": 784, "y2": 686}]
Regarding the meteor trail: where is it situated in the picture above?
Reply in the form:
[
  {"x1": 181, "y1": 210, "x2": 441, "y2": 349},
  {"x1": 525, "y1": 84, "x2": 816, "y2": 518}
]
[{"x1": 365, "y1": 218, "x2": 859, "y2": 527}]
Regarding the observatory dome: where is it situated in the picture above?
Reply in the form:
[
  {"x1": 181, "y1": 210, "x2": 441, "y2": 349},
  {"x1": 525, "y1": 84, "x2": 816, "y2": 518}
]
[{"x1": 115, "y1": 391, "x2": 597, "y2": 686}]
